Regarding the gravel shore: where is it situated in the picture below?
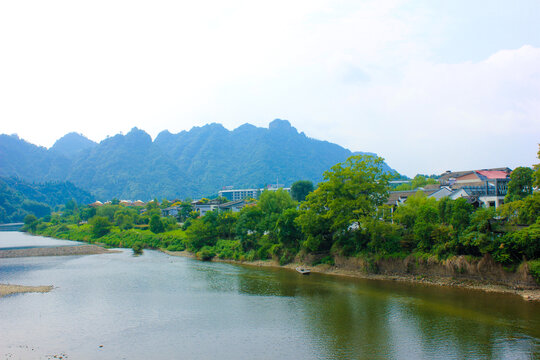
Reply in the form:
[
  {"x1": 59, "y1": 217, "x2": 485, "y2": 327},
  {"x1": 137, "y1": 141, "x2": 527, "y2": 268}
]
[{"x1": 0, "y1": 244, "x2": 116, "y2": 258}]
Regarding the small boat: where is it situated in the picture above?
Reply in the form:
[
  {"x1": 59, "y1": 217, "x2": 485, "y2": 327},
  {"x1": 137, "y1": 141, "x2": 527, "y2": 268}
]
[{"x1": 296, "y1": 266, "x2": 310, "y2": 275}]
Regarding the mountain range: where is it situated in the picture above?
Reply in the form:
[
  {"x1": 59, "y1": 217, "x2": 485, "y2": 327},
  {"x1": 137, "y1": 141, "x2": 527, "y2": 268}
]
[{"x1": 0, "y1": 119, "x2": 395, "y2": 200}]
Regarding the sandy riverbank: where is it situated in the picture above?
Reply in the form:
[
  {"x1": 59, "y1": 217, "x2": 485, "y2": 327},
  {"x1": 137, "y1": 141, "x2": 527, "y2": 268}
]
[
  {"x1": 161, "y1": 249, "x2": 540, "y2": 302},
  {"x1": 0, "y1": 244, "x2": 117, "y2": 258},
  {"x1": 0, "y1": 284, "x2": 53, "y2": 297}
]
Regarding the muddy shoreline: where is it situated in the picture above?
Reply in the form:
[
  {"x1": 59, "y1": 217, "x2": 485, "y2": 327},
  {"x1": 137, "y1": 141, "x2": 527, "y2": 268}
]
[{"x1": 161, "y1": 249, "x2": 540, "y2": 302}]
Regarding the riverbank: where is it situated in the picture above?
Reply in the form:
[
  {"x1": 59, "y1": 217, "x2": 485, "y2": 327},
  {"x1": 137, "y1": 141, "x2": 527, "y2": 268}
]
[
  {"x1": 0, "y1": 244, "x2": 118, "y2": 258},
  {"x1": 161, "y1": 249, "x2": 540, "y2": 302},
  {"x1": 0, "y1": 284, "x2": 53, "y2": 297}
]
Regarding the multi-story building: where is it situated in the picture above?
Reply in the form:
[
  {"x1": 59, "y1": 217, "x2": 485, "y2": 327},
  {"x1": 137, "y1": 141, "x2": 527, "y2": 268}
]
[{"x1": 218, "y1": 184, "x2": 291, "y2": 201}]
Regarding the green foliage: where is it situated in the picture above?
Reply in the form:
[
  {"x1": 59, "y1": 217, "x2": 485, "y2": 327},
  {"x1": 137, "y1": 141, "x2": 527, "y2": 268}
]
[
  {"x1": 149, "y1": 214, "x2": 165, "y2": 233},
  {"x1": 275, "y1": 208, "x2": 303, "y2": 250},
  {"x1": 132, "y1": 241, "x2": 144, "y2": 255},
  {"x1": 185, "y1": 218, "x2": 217, "y2": 251},
  {"x1": 0, "y1": 123, "x2": 395, "y2": 201},
  {"x1": 90, "y1": 216, "x2": 112, "y2": 238},
  {"x1": 528, "y1": 259, "x2": 540, "y2": 285},
  {"x1": 505, "y1": 167, "x2": 534, "y2": 202},
  {"x1": 297, "y1": 154, "x2": 390, "y2": 253},
  {"x1": 499, "y1": 193, "x2": 540, "y2": 225},
  {"x1": 290, "y1": 180, "x2": 314, "y2": 202},
  {"x1": 534, "y1": 145, "x2": 540, "y2": 188},
  {"x1": 25, "y1": 146, "x2": 540, "y2": 278},
  {"x1": 196, "y1": 246, "x2": 216, "y2": 261},
  {"x1": 394, "y1": 175, "x2": 438, "y2": 191},
  {"x1": 23, "y1": 214, "x2": 39, "y2": 232},
  {"x1": 313, "y1": 255, "x2": 335, "y2": 266},
  {"x1": 449, "y1": 198, "x2": 473, "y2": 233}
]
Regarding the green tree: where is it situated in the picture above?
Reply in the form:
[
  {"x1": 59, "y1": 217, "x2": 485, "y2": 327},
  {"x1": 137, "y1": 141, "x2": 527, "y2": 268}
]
[
  {"x1": 185, "y1": 219, "x2": 217, "y2": 251},
  {"x1": 235, "y1": 205, "x2": 264, "y2": 250},
  {"x1": 90, "y1": 216, "x2": 112, "y2": 237},
  {"x1": 96, "y1": 205, "x2": 120, "y2": 222},
  {"x1": 297, "y1": 154, "x2": 390, "y2": 253},
  {"x1": 21, "y1": 200, "x2": 51, "y2": 218},
  {"x1": 413, "y1": 202, "x2": 439, "y2": 251},
  {"x1": 505, "y1": 167, "x2": 534, "y2": 202},
  {"x1": 450, "y1": 198, "x2": 474, "y2": 233},
  {"x1": 275, "y1": 208, "x2": 303, "y2": 249},
  {"x1": 132, "y1": 241, "x2": 143, "y2": 255},
  {"x1": 23, "y1": 214, "x2": 38, "y2": 232},
  {"x1": 80, "y1": 206, "x2": 96, "y2": 221},
  {"x1": 534, "y1": 145, "x2": 540, "y2": 188},
  {"x1": 149, "y1": 214, "x2": 165, "y2": 233},
  {"x1": 290, "y1": 180, "x2": 314, "y2": 202}
]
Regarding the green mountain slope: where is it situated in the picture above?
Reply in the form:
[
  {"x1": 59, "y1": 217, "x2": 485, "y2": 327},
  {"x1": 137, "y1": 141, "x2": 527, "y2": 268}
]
[
  {"x1": 0, "y1": 120, "x2": 396, "y2": 200},
  {"x1": 0, "y1": 177, "x2": 95, "y2": 223}
]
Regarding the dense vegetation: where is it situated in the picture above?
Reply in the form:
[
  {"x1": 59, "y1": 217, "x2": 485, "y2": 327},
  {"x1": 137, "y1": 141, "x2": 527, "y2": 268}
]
[
  {"x1": 0, "y1": 177, "x2": 94, "y2": 223},
  {"x1": 27, "y1": 151, "x2": 540, "y2": 283},
  {"x1": 0, "y1": 120, "x2": 395, "y2": 200}
]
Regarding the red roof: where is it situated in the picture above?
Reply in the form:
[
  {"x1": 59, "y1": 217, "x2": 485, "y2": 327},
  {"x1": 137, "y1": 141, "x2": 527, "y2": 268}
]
[{"x1": 475, "y1": 170, "x2": 509, "y2": 179}]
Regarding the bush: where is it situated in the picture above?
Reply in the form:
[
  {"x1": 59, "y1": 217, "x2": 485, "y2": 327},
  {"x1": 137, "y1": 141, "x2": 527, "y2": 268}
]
[
  {"x1": 528, "y1": 260, "x2": 540, "y2": 285},
  {"x1": 313, "y1": 255, "x2": 335, "y2": 266},
  {"x1": 166, "y1": 243, "x2": 185, "y2": 252},
  {"x1": 132, "y1": 241, "x2": 144, "y2": 255},
  {"x1": 90, "y1": 216, "x2": 112, "y2": 238},
  {"x1": 149, "y1": 214, "x2": 165, "y2": 233},
  {"x1": 196, "y1": 246, "x2": 215, "y2": 261},
  {"x1": 279, "y1": 250, "x2": 296, "y2": 265}
]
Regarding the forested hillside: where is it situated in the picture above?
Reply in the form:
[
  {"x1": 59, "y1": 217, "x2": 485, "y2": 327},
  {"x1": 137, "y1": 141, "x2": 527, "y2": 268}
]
[
  {"x1": 0, "y1": 120, "x2": 395, "y2": 200},
  {"x1": 0, "y1": 177, "x2": 94, "y2": 223}
]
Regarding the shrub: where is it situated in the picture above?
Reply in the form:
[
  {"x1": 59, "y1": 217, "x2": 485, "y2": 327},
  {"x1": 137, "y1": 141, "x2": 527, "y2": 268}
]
[
  {"x1": 196, "y1": 246, "x2": 215, "y2": 261},
  {"x1": 313, "y1": 255, "x2": 335, "y2": 266},
  {"x1": 90, "y1": 216, "x2": 112, "y2": 238},
  {"x1": 528, "y1": 259, "x2": 540, "y2": 285},
  {"x1": 132, "y1": 241, "x2": 144, "y2": 255}
]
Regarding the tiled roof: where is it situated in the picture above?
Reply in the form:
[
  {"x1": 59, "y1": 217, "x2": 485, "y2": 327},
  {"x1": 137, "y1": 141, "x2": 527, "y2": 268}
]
[{"x1": 475, "y1": 170, "x2": 509, "y2": 180}]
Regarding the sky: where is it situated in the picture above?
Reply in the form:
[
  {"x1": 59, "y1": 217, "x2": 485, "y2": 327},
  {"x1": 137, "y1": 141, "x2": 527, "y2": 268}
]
[{"x1": 0, "y1": 0, "x2": 539, "y2": 177}]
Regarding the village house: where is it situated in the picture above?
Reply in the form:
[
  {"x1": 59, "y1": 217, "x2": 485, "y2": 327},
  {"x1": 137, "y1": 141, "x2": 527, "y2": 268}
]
[
  {"x1": 161, "y1": 206, "x2": 180, "y2": 217},
  {"x1": 386, "y1": 167, "x2": 511, "y2": 210}
]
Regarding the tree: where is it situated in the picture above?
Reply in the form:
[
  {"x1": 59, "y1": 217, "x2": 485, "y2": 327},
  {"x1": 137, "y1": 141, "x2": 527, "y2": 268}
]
[
  {"x1": 132, "y1": 241, "x2": 143, "y2": 255},
  {"x1": 297, "y1": 154, "x2": 391, "y2": 252},
  {"x1": 235, "y1": 205, "x2": 264, "y2": 250},
  {"x1": 80, "y1": 206, "x2": 96, "y2": 221},
  {"x1": 258, "y1": 189, "x2": 296, "y2": 216},
  {"x1": 90, "y1": 216, "x2": 112, "y2": 237},
  {"x1": 534, "y1": 145, "x2": 540, "y2": 188},
  {"x1": 450, "y1": 198, "x2": 474, "y2": 233},
  {"x1": 290, "y1": 180, "x2": 314, "y2": 202},
  {"x1": 149, "y1": 214, "x2": 165, "y2": 233},
  {"x1": 23, "y1": 214, "x2": 38, "y2": 232},
  {"x1": 505, "y1": 167, "x2": 534, "y2": 202},
  {"x1": 185, "y1": 219, "x2": 217, "y2": 251},
  {"x1": 275, "y1": 208, "x2": 303, "y2": 249}
]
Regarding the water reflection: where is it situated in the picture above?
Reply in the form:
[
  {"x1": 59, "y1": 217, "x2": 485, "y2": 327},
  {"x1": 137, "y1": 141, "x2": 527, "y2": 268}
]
[{"x1": 0, "y1": 233, "x2": 539, "y2": 359}]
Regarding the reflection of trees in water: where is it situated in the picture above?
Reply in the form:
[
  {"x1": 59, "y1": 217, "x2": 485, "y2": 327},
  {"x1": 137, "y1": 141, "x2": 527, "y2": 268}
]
[
  {"x1": 235, "y1": 267, "x2": 540, "y2": 359},
  {"x1": 372, "y1": 281, "x2": 540, "y2": 359},
  {"x1": 236, "y1": 267, "x2": 335, "y2": 298},
  {"x1": 298, "y1": 286, "x2": 395, "y2": 359}
]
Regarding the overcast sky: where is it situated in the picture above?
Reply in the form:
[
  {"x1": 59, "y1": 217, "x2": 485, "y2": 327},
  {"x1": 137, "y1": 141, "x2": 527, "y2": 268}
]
[{"x1": 1, "y1": 0, "x2": 539, "y2": 176}]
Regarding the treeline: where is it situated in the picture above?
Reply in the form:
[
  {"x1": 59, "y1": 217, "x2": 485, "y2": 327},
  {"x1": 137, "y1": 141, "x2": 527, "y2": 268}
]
[
  {"x1": 27, "y1": 153, "x2": 540, "y2": 283},
  {"x1": 0, "y1": 177, "x2": 94, "y2": 223}
]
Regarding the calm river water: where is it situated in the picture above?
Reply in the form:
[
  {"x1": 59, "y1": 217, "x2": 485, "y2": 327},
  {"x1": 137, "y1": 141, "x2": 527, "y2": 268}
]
[{"x1": 0, "y1": 232, "x2": 539, "y2": 359}]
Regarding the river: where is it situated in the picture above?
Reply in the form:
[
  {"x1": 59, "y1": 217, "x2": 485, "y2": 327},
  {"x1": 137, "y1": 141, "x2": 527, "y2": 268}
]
[{"x1": 1, "y1": 232, "x2": 539, "y2": 359}]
